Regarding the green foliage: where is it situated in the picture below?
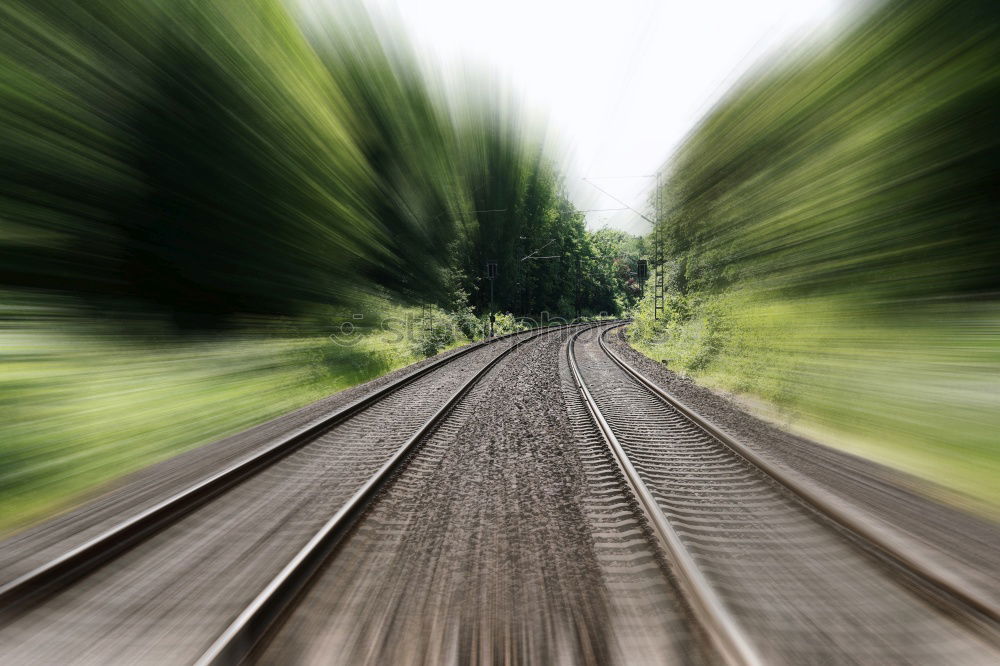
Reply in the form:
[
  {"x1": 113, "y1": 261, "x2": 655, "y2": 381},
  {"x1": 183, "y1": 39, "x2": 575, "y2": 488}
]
[
  {"x1": 0, "y1": 0, "x2": 632, "y2": 529},
  {"x1": 634, "y1": 0, "x2": 1000, "y2": 508},
  {"x1": 0, "y1": 0, "x2": 644, "y2": 530},
  {"x1": 479, "y1": 312, "x2": 529, "y2": 337},
  {"x1": 657, "y1": 0, "x2": 999, "y2": 301},
  {"x1": 630, "y1": 290, "x2": 1000, "y2": 508},
  {"x1": 408, "y1": 306, "x2": 465, "y2": 358},
  {"x1": 449, "y1": 154, "x2": 645, "y2": 319},
  {"x1": 1, "y1": 0, "x2": 618, "y2": 328},
  {"x1": 0, "y1": 294, "x2": 429, "y2": 534},
  {"x1": 581, "y1": 229, "x2": 645, "y2": 315},
  {"x1": 449, "y1": 304, "x2": 481, "y2": 341},
  {"x1": 0, "y1": 0, "x2": 648, "y2": 327},
  {"x1": 1, "y1": 0, "x2": 376, "y2": 326}
]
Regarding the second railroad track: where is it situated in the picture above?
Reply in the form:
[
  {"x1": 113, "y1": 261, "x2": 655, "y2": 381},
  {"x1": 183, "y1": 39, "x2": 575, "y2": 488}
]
[{"x1": 567, "y1": 323, "x2": 999, "y2": 664}]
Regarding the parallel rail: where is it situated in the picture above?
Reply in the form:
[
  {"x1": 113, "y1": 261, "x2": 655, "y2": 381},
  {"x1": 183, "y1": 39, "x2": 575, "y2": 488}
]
[
  {"x1": 569, "y1": 322, "x2": 998, "y2": 663},
  {"x1": 10, "y1": 317, "x2": 987, "y2": 663},
  {"x1": 0, "y1": 323, "x2": 568, "y2": 614},
  {"x1": 196, "y1": 322, "x2": 601, "y2": 664},
  {"x1": 594, "y1": 324, "x2": 1000, "y2": 630},
  {"x1": 567, "y1": 326, "x2": 761, "y2": 666}
]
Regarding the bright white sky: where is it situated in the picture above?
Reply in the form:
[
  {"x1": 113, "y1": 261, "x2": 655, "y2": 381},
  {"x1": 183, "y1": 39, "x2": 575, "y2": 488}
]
[{"x1": 349, "y1": 0, "x2": 847, "y2": 234}]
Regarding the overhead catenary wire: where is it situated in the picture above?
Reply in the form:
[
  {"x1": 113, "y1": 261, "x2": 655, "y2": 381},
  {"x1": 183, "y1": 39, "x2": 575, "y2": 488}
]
[{"x1": 581, "y1": 177, "x2": 655, "y2": 224}]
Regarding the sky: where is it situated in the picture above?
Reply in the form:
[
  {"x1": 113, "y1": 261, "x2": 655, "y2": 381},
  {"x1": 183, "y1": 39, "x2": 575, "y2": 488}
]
[{"x1": 347, "y1": 0, "x2": 848, "y2": 234}]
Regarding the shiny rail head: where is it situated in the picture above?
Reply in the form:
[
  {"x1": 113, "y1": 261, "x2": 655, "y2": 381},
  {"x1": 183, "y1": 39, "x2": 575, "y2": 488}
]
[
  {"x1": 0, "y1": 324, "x2": 590, "y2": 615},
  {"x1": 195, "y1": 322, "x2": 605, "y2": 665},
  {"x1": 566, "y1": 325, "x2": 762, "y2": 666},
  {"x1": 595, "y1": 322, "x2": 1000, "y2": 633}
]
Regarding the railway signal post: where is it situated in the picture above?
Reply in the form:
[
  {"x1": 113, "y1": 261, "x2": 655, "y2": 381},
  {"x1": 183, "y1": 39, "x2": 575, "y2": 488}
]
[{"x1": 487, "y1": 262, "x2": 498, "y2": 337}]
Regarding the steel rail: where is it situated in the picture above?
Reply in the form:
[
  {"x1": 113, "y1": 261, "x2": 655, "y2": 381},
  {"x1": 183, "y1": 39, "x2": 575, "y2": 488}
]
[
  {"x1": 596, "y1": 323, "x2": 1000, "y2": 630},
  {"x1": 566, "y1": 326, "x2": 762, "y2": 666},
  {"x1": 0, "y1": 323, "x2": 558, "y2": 613},
  {"x1": 195, "y1": 321, "x2": 601, "y2": 665}
]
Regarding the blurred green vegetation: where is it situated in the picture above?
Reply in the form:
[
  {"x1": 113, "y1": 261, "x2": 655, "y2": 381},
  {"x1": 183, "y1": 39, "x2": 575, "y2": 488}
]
[
  {"x1": 0, "y1": 0, "x2": 640, "y2": 328},
  {"x1": 631, "y1": 0, "x2": 1000, "y2": 511},
  {"x1": 0, "y1": 292, "x2": 449, "y2": 534},
  {"x1": 0, "y1": 0, "x2": 645, "y2": 529}
]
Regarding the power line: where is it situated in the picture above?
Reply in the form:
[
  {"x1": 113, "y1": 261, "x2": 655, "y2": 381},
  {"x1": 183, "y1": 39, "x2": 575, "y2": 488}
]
[
  {"x1": 583, "y1": 175, "x2": 656, "y2": 179},
  {"x1": 581, "y1": 177, "x2": 654, "y2": 224}
]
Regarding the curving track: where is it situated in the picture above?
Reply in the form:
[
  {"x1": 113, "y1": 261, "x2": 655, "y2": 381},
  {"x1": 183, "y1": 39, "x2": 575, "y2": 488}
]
[
  {"x1": 0, "y1": 320, "x2": 997, "y2": 665},
  {"x1": 567, "y1": 323, "x2": 1000, "y2": 664},
  {"x1": 251, "y1": 323, "x2": 709, "y2": 664}
]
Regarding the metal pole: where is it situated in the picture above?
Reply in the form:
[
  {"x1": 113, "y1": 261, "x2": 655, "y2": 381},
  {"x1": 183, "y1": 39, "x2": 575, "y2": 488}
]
[
  {"x1": 486, "y1": 262, "x2": 498, "y2": 337},
  {"x1": 575, "y1": 256, "x2": 581, "y2": 321},
  {"x1": 654, "y1": 171, "x2": 665, "y2": 321}
]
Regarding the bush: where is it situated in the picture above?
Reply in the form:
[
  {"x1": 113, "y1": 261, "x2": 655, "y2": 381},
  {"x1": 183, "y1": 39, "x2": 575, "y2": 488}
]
[{"x1": 408, "y1": 307, "x2": 460, "y2": 357}]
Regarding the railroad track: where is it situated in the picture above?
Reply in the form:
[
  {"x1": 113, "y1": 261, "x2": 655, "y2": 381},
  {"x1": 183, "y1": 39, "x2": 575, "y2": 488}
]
[
  {"x1": 195, "y1": 321, "x2": 606, "y2": 665},
  {"x1": 2, "y1": 319, "x2": 995, "y2": 664},
  {"x1": 567, "y1": 323, "x2": 1000, "y2": 664},
  {"x1": 0, "y1": 324, "x2": 549, "y2": 610},
  {"x1": 0, "y1": 321, "x2": 600, "y2": 664}
]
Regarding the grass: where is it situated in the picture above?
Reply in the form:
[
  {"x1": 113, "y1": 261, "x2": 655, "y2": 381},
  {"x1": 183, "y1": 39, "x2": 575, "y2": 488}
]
[
  {"x1": 628, "y1": 289, "x2": 1000, "y2": 516},
  {"x1": 0, "y1": 302, "x2": 477, "y2": 536}
]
